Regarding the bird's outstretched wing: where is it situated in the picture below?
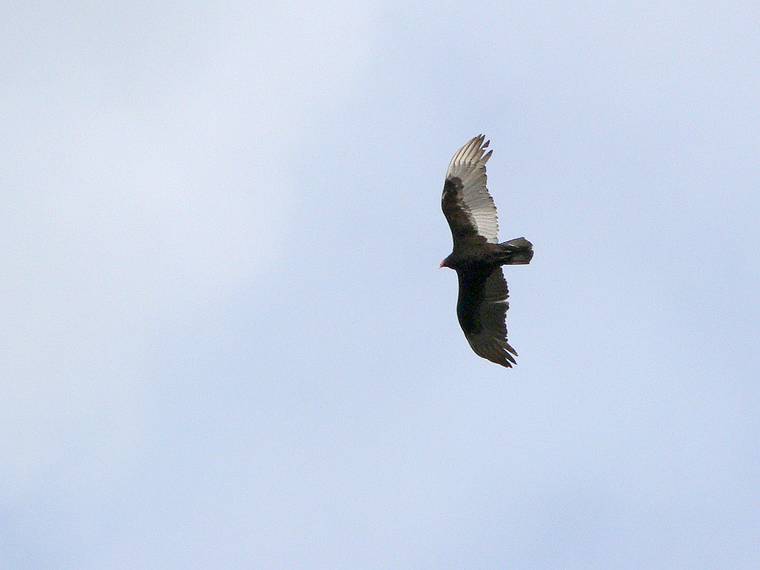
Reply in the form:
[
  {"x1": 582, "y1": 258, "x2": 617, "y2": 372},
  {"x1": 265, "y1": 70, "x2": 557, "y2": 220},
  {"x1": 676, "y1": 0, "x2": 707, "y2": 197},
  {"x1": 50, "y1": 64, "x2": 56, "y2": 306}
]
[
  {"x1": 441, "y1": 135, "x2": 500, "y2": 247},
  {"x1": 456, "y1": 266, "x2": 517, "y2": 368}
]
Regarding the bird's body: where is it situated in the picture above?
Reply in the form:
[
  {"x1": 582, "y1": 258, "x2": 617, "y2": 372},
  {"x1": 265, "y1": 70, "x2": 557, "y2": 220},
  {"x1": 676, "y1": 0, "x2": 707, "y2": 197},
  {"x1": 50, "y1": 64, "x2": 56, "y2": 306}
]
[{"x1": 440, "y1": 135, "x2": 533, "y2": 368}]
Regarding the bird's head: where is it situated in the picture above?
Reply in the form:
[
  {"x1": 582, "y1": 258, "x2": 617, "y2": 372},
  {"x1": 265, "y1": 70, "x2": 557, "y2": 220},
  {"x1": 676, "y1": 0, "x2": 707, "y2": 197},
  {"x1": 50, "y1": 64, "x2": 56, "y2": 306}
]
[{"x1": 439, "y1": 257, "x2": 451, "y2": 269}]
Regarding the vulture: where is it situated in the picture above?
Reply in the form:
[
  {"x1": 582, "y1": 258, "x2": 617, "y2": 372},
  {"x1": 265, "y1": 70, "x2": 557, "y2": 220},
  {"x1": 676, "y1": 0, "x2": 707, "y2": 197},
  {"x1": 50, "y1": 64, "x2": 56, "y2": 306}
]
[{"x1": 440, "y1": 135, "x2": 533, "y2": 368}]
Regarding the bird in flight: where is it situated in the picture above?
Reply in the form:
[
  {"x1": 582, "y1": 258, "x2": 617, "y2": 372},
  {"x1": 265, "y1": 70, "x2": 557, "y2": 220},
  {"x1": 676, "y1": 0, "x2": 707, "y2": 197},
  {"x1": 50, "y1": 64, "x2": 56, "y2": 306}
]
[{"x1": 440, "y1": 135, "x2": 533, "y2": 368}]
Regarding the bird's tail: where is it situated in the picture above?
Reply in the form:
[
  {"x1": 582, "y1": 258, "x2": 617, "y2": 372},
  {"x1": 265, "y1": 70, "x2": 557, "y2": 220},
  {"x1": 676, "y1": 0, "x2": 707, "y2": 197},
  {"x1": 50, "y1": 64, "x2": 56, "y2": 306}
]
[{"x1": 500, "y1": 237, "x2": 534, "y2": 265}]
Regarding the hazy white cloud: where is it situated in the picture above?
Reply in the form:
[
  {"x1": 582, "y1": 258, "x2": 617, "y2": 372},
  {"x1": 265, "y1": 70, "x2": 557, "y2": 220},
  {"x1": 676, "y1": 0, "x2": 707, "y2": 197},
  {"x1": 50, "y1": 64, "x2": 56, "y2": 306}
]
[{"x1": 0, "y1": 1, "x2": 374, "y2": 506}]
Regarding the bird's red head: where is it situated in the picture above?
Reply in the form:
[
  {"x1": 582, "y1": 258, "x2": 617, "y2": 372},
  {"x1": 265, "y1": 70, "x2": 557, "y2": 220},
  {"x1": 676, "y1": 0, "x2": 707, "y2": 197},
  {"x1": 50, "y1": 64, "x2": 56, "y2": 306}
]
[{"x1": 439, "y1": 258, "x2": 449, "y2": 269}]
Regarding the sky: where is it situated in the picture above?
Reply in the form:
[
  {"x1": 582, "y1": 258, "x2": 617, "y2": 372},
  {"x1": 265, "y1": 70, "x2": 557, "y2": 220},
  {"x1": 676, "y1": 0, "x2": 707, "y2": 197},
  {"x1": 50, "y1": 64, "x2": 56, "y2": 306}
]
[{"x1": 2, "y1": 1, "x2": 759, "y2": 568}]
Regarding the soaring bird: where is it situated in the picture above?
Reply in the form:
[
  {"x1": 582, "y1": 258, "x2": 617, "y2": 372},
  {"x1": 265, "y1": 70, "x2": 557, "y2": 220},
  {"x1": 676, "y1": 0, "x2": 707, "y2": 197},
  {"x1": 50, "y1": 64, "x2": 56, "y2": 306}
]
[{"x1": 440, "y1": 135, "x2": 533, "y2": 368}]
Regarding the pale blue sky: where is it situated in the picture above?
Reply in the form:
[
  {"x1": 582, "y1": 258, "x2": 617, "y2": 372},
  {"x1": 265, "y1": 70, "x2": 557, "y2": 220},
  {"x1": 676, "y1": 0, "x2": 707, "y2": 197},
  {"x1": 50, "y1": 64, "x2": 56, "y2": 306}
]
[{"x1": 2, "y1": 2, "x2": 759, "y2": 568}]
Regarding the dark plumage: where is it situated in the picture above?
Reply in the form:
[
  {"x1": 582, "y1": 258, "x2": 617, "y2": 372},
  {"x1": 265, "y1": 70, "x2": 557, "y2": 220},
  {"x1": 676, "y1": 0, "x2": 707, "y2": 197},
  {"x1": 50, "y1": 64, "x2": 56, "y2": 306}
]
[{"x1": 440, "y1": 135, "x2": 533, "y2": 368}]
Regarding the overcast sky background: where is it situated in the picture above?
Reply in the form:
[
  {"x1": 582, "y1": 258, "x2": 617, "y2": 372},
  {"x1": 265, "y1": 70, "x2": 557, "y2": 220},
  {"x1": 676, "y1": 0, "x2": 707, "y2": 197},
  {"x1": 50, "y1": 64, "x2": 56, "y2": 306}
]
[{"x1": 2, "y1": 2, "x2": 759, "y2": 568}]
